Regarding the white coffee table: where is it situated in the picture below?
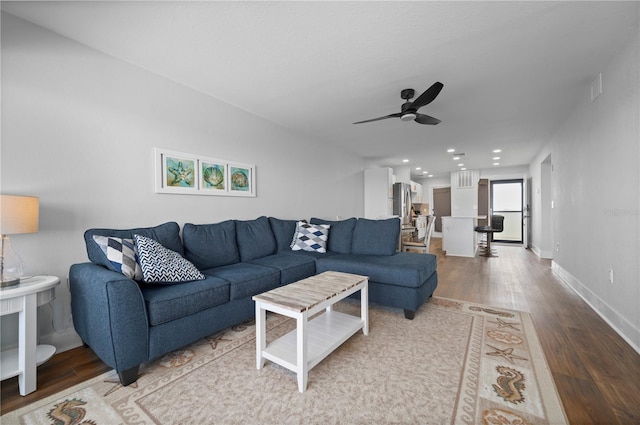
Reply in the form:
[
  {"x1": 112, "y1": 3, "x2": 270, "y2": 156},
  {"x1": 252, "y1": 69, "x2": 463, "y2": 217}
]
[{"x1": 253, "y1": 271, "x2": 368, "y2": 392}]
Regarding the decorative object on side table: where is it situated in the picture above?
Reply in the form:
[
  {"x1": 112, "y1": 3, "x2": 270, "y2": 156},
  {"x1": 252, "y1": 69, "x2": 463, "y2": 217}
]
[
  {"x1": 0, "y1": 195, "x2": 39, "y2": 287},
  {"x1": 0, "y1": 275, "x2": 60, "y2": 395}
]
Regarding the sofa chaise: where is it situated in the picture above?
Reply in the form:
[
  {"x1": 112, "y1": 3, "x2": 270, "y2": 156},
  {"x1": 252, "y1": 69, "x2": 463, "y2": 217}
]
[{"x1": 69, "y1": 216, "x2": 438, "y2": 385}]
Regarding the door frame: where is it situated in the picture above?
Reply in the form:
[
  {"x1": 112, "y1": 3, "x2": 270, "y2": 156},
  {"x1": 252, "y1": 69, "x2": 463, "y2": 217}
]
[{"x1": 490, "y1": 178, "x2": 524, "y2": 243}]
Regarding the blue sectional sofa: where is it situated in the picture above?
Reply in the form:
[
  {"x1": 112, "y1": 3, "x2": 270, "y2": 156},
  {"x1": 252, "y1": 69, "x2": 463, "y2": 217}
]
[{"x1": 69, "y1": 216, "x2": 438, "y2": 385}]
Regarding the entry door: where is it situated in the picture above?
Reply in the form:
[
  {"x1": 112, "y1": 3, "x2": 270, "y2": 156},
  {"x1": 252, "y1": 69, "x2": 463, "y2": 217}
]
[
  {"x1": 432, "y1": 187, "x2": 451, "y2": 233},
  {"x1": 490, "y1": 179, "x2": 523, "y2": 243}
]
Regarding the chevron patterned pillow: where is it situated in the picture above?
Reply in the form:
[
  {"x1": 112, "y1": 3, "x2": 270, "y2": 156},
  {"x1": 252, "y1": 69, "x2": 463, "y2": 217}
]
[
  {"x1": 134, "y1": 234, "x2": 205, "y2": 283},
  {"x1": 290, "y1": 221, "x2": 330, "y2": 253}
]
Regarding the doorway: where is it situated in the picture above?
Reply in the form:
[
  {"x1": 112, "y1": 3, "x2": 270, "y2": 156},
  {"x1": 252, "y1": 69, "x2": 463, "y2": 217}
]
[
  {"x1": 490, "y1": 179, "x2": 523, "y2": 243},
  {"x1": 432, "y1": 187, "x2": 451, "y2": 233}
]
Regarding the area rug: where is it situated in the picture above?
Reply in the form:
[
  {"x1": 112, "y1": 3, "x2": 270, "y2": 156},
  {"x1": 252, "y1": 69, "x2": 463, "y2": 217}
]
[{"x1": 2, "y1": 297, "x2": 567, "y2": 424}]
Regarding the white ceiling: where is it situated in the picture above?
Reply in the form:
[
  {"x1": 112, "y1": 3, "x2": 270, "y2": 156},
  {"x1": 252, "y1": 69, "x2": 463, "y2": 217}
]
[{"x1": 3, "y1": 1, "x2": 638, "y2": 178}]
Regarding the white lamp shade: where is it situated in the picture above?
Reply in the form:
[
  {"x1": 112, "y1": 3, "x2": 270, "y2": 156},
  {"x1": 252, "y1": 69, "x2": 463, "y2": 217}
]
[{"x1": 0, "y1": 195, "x2": 39, "y2": 235}]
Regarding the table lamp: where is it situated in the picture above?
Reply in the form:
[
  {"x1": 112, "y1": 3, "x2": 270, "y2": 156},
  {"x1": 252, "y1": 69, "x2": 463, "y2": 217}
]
[{"x1": 0, "y1": 195, "x2": 39, "y2": 287}]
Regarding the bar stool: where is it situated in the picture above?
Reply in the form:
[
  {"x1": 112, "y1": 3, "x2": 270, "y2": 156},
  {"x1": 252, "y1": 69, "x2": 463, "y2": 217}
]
[{"x1": 475, "y1": 215, "x2": 504, "y2": 257}]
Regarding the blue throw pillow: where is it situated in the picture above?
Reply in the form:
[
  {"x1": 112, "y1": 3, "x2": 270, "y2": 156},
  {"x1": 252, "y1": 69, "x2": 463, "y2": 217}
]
[
  {"x1": 91, "y1": 235, "x2": 143, "y2": 280},
  {"x1": 351, "y1": 217, "x2": 401, "y2": 256},
  {"x1": 290, "y1": 221, "x2": 330, "y2": 253},
  {"x1": 235, "y1": 216, "x2": 277, "y2": 262},
  {"x1": 310, "y1": 217, "x2": 357, "y2": 254},
  {"x1": 183, "y1": 221, "x2": 240, "y2": 269},
  {"x1": 134, "y1": 234, "x2": 205, "y2": 283}
]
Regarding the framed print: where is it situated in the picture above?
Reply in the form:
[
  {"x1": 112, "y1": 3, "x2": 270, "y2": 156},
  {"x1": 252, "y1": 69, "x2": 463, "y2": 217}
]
[
  {"x1": 154, "y1": 148, "x2": 256, "y2": 197},
  {"x1": 200, "y1": 158, "x2": 226, "y2": 192},
  {"x1": 155, "y1": 148, "x2": 198, "y2": 194},
  {"x1": 228, "y1": 162, "x2": 255, "y2": 197}
]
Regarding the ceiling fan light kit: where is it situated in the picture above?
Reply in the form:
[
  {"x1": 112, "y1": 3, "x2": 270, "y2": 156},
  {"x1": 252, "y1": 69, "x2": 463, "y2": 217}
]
[
  {"x1": 401, "y1": 113, "x2": 417, "y2": 121},
  {"x1": 354, "y1": 82, "x2": 443, "y2": 126}
]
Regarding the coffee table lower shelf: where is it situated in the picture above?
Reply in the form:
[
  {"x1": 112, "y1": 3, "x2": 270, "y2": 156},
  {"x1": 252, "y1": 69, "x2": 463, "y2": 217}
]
[{"x1": 261, "y1": 310, "x2": 363, "y2": 372}]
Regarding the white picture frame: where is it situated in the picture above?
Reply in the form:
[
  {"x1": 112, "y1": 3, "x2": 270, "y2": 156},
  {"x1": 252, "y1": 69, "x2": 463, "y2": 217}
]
[
  {"x1": 155, "y1": 148, "x2": 198, "y2": 194},
  {"x1": 154, "y1": 148, "x2": 256, "y2": 197}
]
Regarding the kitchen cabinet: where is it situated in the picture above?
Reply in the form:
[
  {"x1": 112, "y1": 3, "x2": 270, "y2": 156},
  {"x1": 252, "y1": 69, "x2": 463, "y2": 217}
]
[
  {"x1": 364, "y1": 168, "x2": 394, "y2": 219},
  {"x1": 410, "y1": 181, "x2": 423, "y2": 203}
]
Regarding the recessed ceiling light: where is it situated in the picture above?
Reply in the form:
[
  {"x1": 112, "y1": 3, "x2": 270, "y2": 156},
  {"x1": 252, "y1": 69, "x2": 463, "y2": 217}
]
[
  {"x1": 493, "y1": 162, "x2": 500, "y2": 166},
  {"x1": 458, "y1": 163, "x2": 464, "y2": 167},
  {"x1": 493, "y1": 156, "x2": 501, "y2": 160},
  {"x1": 493, "y1": 149, "x2": 502, "y2": 153},
  {"x1": 447, "y1": 148, "x2": 455, "y2": 153},
  {"x1": 415, "y1": 167, "x2": 421, "y2": 170},
  {"x1": 402, "y1": 159, "x2": 409, "y2": 163},
  {"x1": 453, "y1": 156, "x2": 460, "y2": 160},
  {"x1": 428, "y1": 174, "x2": 433, "y2": 177},
  {"x1": 422, "y1": 170, "x2": 428, "y2": 174},
  {"x1": 461, "y1": 168, "x2": 467, "y2": 171}
]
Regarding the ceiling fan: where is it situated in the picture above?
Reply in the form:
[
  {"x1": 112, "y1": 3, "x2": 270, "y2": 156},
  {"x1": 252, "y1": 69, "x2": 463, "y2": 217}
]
[{"x1": 353, "y1": 82, "x2": 443, "y2": 125}]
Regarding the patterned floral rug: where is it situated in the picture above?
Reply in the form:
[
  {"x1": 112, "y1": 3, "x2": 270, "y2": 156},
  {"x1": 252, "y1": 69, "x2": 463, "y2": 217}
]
[{"x1": 2, "y1": 297, "x2": 567, "y2": 424}]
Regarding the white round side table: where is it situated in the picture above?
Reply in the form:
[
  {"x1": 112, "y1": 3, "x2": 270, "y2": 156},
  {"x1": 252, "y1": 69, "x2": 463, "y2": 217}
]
[{"x1": 0, "y1": 275, "x2": 60, "y2": 396}]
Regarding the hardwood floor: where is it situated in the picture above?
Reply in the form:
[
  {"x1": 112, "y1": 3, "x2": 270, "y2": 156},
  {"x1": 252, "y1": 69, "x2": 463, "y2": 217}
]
[{"x1": 2, "y1": 239, "x2": 640, "y2": 423}]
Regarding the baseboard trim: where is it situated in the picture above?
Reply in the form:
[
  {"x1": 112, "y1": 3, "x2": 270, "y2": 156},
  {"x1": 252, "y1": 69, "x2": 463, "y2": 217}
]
[
  {"x1": 531, "y1": 244, "x2": 553, "y2": 259},
  {"x1": 551, "y1": 261, "x2": 640, "y2": 354}
]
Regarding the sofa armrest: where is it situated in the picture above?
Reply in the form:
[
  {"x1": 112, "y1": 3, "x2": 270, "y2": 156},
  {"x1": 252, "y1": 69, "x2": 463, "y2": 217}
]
[{"x1": 69, "y1": 262, "x2": 149, "y2": 373}]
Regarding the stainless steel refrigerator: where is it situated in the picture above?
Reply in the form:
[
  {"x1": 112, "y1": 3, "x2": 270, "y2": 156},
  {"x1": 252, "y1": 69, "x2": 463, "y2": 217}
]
[{"x1": 393, "y1": 183, "x2": 413, "y2": 225}]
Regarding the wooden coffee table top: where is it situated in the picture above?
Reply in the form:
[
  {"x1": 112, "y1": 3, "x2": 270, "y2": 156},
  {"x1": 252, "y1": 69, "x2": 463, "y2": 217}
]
[{"x1": 253, "y1": 271, "x2": 367, "y2": 313}]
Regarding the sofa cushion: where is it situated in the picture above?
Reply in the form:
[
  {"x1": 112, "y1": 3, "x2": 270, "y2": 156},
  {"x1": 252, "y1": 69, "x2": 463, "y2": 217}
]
[
  {"x1": 202, "y1": 263, "x2": 280, "y2": 300},
  {"x1": 85, "y1": 222, "x2": 183, "y2": 272},
  {"x1": 91, "y1": 235, "x2": 143, "y2": 280},
  {"x1": 268, "y1": 217, "x2": 298, "y2": 252},
  {"x1": 315, "y1": 252, "x2": 437, "y2": 288},
  {"x1": 250, "y1": 253, "x2": 316, "y2": 285},
  {"x1": 310, "y1": 217, "x2": 356, "y2": 254},
  {"x1": 291, "y1": 221, "x2": 330, "y2": 253},
  {"x1": 235, "y1": 216, "x2": 277, "y2": 262},
  {"x1": 134, "y1": 235, "x2": 205, "y2": 283},
  {"x1": 183, "y1": 221, "x2": 240, "y2": 269},
  {"x1": 140, "y1": 275, "x2": 230, "y2": 326},
  {"x1": 351, "y1": 217, "x2": 400, "y2": 256}
]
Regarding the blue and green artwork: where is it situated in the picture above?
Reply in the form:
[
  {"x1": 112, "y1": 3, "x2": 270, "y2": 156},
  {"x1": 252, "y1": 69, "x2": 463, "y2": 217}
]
[
  {"x1": 202, "y1": 162, "x2": 225, "y2": 190},
  {"x1": 230, "y1": 167, "x2": 250, "y2": 192},
  {"x1": 166, "y1": 157, "x2": 195, "y2": 188}
]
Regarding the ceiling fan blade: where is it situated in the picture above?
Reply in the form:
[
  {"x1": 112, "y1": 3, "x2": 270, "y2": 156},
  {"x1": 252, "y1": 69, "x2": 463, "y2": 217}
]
[
  {"x1": 414, "y1": 113, "x2": 441, "y2": 125},
  {"x1": 353, "y1": 113, "x2": 401, "y2": 124},
  {"x1": 410, "y1": 82, "x2": 444, "y2": 110}
]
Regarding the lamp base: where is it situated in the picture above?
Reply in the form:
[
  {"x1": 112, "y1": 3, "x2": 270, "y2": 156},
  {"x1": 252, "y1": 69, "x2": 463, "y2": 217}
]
[
  {"x1": 1, "y1": 235, "x2": 25, "y2": 288},
  {"x1": 1, "y1": 277, "x2": 21, "y2": 288}
]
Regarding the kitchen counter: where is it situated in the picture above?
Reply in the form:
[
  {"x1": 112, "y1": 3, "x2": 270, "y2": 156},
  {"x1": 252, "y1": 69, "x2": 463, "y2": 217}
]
[{"x1": 441, "y1": 216, "x2": 486, "y2": 257}]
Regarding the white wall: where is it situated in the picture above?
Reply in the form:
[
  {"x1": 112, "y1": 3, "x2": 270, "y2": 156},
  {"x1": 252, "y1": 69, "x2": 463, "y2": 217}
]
[
  {"x1": 479, "y1": 165, "x2": 529, "y2": 182},
  {"x1": 449, "y1": 170, "x2": 480, "y2": 216},
  {"x1": 0, "y1": 13, "x2": 365, "y2": 351},
  {"x1": 530, "y1": 31, "x2": 640, "y2": 350}
]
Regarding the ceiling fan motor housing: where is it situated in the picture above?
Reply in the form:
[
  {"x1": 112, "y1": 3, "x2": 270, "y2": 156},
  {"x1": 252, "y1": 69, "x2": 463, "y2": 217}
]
[{"x1": 400, "y1": 88, "x2": 415, "y2": 100}]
